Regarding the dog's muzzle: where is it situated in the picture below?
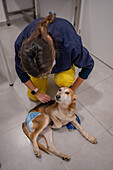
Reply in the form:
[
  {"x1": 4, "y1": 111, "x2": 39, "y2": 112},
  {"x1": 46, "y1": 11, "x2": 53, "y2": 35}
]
[{"x1": 56, "y1": 94, "x2": 61, "y2": 101}]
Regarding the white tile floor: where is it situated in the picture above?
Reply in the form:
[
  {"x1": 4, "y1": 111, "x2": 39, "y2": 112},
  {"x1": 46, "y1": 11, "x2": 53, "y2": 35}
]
[{"x1": 0, "y1": 18, "x2": 113, "y2": 170}]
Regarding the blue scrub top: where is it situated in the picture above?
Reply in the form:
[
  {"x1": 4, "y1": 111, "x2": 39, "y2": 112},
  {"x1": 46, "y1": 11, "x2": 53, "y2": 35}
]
[{"x1": 15, "y1": 17, "x2": 94, "y2": 83}]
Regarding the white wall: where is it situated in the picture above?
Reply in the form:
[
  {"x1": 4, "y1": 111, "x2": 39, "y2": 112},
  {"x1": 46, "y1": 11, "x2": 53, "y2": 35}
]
[
  {"x1": 0, "y1": 0, "x2": 6, "y2": 22},
  {"x1": 81, "y1": 0, "x2": 113, "y2": 68},
  {"x1": 39, "y1": 0, "x2": 75, "y2": 24},
  {"x1": 0, "y1": 0, "x2": 76, "y2": 24}
]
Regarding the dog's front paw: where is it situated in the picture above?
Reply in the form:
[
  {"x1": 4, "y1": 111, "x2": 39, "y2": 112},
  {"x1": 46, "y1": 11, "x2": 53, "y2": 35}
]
[
  {"x1": 61, "y1": 154, "x2": 71, "y2": 161},
  {"x1": 89, "y1": 136, "x2": 97, "y2": 144}
]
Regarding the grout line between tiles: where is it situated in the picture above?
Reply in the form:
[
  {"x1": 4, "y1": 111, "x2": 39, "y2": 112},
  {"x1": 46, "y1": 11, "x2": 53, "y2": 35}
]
[
  {"x1": 11, "y1": 86, "x2": 30, "y2": 112},
  {"x1": 108, "y1": 126, "x2": 113, "y2": 137},
  {"x1": 77, "y1": 100, "x2": 113, "y2": 138},
  {"x1": 103, "y1": 77, "x2": 113, "y2": 86},
  {"x1": 62, "y1": 163, "x2": 69, "y2": 170},
  {"x1": 91, "y1": 53, "x2": 113, "y2": 70},
  {"x1": 108, "y1": 125, "x2": 113, "y2": 130},
  {"x1": 77, "y1": 78, "x2": 108, "y2": 95},
  {"x1": 0, "y1": 122, "x2": 22, "y2": 136},
  {"x1": 0, "y1": 86, "x2": 13, "y2": 93},
  {"x1": 59, "y1": 162, "x2": 68, "y2": 170},
  {"x1": 108, "y1": 131, "x2": 113, "y2": 137},
  {"x1": 0, "y1": 81, "x2": 22, "y2": 93},
  {"x1": 92, "y1": 70, "x2": 113, "y2": 81}
]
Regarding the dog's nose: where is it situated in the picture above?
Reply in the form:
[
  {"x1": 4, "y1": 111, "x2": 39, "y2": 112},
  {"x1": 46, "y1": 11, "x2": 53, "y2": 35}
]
[{"x1": 56, "y1": 95, "x2": 61, "y2": 100}]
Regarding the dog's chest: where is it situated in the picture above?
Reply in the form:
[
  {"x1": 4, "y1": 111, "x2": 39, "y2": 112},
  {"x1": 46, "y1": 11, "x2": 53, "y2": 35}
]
[{"x1": 52, "y1": 108, "x2": 74, "y2": 125}]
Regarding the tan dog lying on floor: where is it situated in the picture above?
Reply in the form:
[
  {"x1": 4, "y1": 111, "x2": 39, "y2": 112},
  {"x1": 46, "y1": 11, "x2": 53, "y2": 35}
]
[{"x1": 22, "y1": 87, "x2": 97, "y2": 160}]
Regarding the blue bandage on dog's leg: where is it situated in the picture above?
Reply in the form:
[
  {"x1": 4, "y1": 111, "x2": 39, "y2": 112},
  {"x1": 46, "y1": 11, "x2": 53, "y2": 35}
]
[{"x1": 66, "y1": 114, "x2": 81, "y2": 130}]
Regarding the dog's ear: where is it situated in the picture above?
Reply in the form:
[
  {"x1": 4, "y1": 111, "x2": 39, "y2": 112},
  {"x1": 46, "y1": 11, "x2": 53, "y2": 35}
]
[{"x1": 73, "y1": 93, "x2": 78, "y2": 103}]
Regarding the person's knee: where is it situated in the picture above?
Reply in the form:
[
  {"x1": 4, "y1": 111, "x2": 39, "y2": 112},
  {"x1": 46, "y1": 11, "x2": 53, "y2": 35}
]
[
  {"x1": 27, "y1": 76, "x2": 48, "y2": 101},
  {"x1": 54, "y1": 74, "x2": 75, "y2": 87}
]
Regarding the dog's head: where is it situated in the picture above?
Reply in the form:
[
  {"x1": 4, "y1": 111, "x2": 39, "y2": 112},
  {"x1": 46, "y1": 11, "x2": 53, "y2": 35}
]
[{"x1": 55, "y1": 87, "x2": 77, "y2": 104}]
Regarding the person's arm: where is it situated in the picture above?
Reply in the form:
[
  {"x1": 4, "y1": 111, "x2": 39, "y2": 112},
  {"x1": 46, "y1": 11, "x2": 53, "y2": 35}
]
[
  {"x1": 70, "y1": 43, "x2": 94, "y2": 91},
  {"x1": 24, "y1": 79, "x2": 52, "y2": 103},
  {"x1": 15, "y1": 50, "x2": 52, "y2": 103},
  {"x1": 71, "y1": 76, "x2": 84, "y2": 92}
]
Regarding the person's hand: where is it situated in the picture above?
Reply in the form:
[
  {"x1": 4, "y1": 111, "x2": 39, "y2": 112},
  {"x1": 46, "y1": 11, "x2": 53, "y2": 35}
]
[{"x1": 35, "y1": 91, "x2": 52, "y2": 103}]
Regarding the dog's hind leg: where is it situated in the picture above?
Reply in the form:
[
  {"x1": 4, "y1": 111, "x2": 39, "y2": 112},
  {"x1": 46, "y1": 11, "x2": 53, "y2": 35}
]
[
  {"x1": 22, "y1": 114, "x2": 50, "y2": 157},
  {"x1": 37, "y1": 140, "x2": 50, "y2": 154},
  {"x1": 22, "y1": 121, "x2": 41, "y2": 156},
  {"x1": 72, "y1": 119, "x2": 97, "y2": 144},
  {"x1": 40, "y1": 126, "x2": 71, "y2": 161},
  {"x1": 31, "y1": 114, "x2": 50, "y2": 157},
  {"x1": 22, "y1": 122, "x2": 50, "y2": 154}
]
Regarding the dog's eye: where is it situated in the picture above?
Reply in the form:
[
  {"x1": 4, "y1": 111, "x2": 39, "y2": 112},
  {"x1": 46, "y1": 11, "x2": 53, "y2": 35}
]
[
  {"x1": 59, "y1": 89, "x2": 61, "y2": 91},
  {"x1": 65, "y1": 92, "x2": 69, "y2": 94}
]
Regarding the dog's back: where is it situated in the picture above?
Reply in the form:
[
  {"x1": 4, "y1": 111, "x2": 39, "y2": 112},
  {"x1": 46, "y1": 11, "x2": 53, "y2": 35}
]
[{"x1": 29, "y1": 100, "x2": 56, "y2": 114}]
